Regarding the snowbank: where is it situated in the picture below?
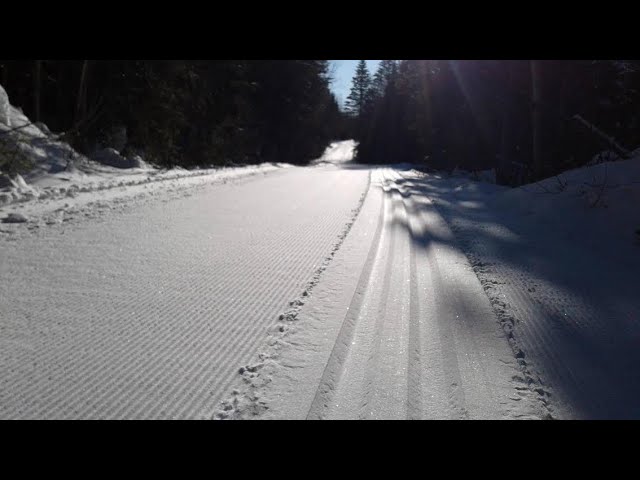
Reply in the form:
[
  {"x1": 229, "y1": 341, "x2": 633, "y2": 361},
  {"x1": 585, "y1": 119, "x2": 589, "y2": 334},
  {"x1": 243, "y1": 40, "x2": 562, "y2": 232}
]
[
  {"x1": 448, "y1": 167, "x2": 497, "y2": 184},
  {"x1": 409, "y1": 153, "x2": 640, "y2": 418},
  {"x1": 0, "y1": 84, "x2": 10, "y2": 126},
  {"x1": 0, "y1": 83, "x2": 287, "y2": 210},
  {"x1": 90, "y1": 148, "x2": 144, "y2": 169},
  {"x1": 492, "y1": 156, "x2": 640, "y2": 256},
  {"x1": 430, "y1": 154, "x2": 640, "y2": 257}
]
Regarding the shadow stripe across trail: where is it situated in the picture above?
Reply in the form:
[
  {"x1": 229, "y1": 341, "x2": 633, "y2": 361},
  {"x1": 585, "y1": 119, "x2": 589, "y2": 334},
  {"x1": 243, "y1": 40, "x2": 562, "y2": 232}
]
[{"x1": 258, "y1": 168, "x2": 547, "y2": 420}]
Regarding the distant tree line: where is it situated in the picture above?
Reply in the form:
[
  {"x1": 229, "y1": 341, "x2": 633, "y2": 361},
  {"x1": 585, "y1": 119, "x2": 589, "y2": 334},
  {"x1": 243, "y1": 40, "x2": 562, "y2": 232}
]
[
  {"x1": 0, "y1": 60, "x2": 347, "y2": 168},
  {"x1": 347, "y1": 60, "x2": 640, "y2": 185}
]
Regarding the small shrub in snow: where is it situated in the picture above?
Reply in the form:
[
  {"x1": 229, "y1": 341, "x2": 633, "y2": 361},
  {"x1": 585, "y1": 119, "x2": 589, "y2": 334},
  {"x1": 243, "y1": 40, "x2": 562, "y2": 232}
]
[
  {"x1": 0, "y1": 136, "x2": 33, "y2": 177},
  {"x1": 128, "y1": 155, "x2": 145, "y2": 168},
  {"x1": 588, "y1": 150, "x2": 619, "y2": 166},
  {"x1": 91, "y1": 148, "x2": 140, "y2": 169},
  {"x1": 0, "y1": 173, "x2": 13, "y2": 188},
  {"x1": 471, "y1": 169, "x2": 497, "y2": 184}
]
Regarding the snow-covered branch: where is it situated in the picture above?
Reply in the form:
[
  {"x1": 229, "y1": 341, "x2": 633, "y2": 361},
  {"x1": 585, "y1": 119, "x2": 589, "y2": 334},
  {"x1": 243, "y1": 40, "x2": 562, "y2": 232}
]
[{"x1": 572, "y1": 114, "x2": 631, "y2": 158}]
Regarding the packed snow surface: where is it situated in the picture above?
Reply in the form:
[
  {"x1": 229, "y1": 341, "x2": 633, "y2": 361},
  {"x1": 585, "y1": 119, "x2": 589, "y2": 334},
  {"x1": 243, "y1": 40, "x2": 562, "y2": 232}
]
[
  {"x1": 0, "y1": 163, "x2": 369, "y2": 419},
  {"x1": 216, "y1": 152, "x2": 640, "y2": 420},
  {"x1": 425, "y1": 158, "x2": 640, "y2": 419},
  {"x1": 313, "y1": 140, "x2": 357, "y2": 165},
  {"x1": 2, "y1": 135, "x2": 640, "y2": 419},
  {"x1": 217, "y1": 167, "x2": 545, "y2": 419}
]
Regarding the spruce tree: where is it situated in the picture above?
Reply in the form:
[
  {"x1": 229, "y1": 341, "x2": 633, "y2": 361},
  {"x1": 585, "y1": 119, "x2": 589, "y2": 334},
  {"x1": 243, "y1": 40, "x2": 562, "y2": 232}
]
[
  {"x1": 371, "y1": 60, "x2": 397, "y2": 100},
  {"x1": 345, "y1": 60, "x2": 372, "y2": 117}
]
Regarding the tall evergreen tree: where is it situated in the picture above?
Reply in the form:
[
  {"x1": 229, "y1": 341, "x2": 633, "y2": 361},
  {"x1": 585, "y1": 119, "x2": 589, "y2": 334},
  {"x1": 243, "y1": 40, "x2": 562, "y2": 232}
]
[
  {"x1": 345, "y1": 60, "x2": 372, "y2": 118},
  {"x1": 370, "y1": 60, "x2": 397, "y2": 100}
]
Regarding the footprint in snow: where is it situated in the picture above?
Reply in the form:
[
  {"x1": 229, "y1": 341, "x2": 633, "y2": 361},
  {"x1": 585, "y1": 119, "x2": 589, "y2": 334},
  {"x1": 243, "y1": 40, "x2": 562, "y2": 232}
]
[{"x1": 2, "y1": 213, "x2": 28, "y2": 223}]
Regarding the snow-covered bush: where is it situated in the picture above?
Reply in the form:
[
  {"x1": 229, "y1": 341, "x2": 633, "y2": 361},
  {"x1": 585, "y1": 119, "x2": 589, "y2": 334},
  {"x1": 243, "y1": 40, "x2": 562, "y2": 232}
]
[
  {"x1": 0, "y1": 136, "x2": 33, "y2": 177},
  {"x1": 0, "y1": 83, "x2": 10, "y2": 127},
  {"x1": 587, "y1": 150, "x2": 619, "y2": 166},
  {"x1": 91, "y1": 148, "x2": 142, "y2": 169},
  {"x1": 35, "y1": 122, "x2": 54, "y2": 137}
]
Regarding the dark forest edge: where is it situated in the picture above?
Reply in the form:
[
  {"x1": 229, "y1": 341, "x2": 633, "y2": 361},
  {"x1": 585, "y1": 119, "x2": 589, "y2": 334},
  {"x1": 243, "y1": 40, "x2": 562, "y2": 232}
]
[
  {"x1": 347, "y1": 60, "x2": 640, "y2": 186},
  {"x1": 0, "y1": 60, "x2": 352, "y2": 173},
  {"x1": 3, "y1": 60, "x2": 640, "y2": 188}
]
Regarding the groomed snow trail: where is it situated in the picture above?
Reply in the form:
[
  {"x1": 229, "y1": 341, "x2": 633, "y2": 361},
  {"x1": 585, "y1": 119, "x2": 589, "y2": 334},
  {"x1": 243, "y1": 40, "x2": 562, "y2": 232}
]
[
  {"x1": 312, "y1": 140, "x2": 357, "y2": 165},
  {"x1": 0, "y1": 164, "x2": 369, "y2": 419},
  {"x1": 219, "y1": 168, "x2": 545, "y2": 420}
]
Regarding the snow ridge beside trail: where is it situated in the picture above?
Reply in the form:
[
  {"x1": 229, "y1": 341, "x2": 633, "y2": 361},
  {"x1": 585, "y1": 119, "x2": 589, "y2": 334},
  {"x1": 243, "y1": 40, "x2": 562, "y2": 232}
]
[
  {"x1": 0, "y1": 164, "x2": 290, "y2": 237},
  {"x1": 407, "y1": 163, "x2": 640, "y2": 419},
  {"x1": 0, "y1": 162, "x2": 291, "y2": 210}
]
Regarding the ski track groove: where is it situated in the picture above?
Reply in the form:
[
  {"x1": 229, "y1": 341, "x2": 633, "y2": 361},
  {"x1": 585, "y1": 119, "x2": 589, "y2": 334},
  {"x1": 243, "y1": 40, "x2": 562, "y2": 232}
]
[
  {"x1": 306, "y1": 168, "x2": 535, "y2": 420},
  {"x1": 423, "y1": 251, "x2": 469, "y2": 418},
  {"x1": 406, "y1": 211, "x2": 423, "y2": 420},
  {"x1": 307, "y1": 169, "x2": 437, "y2": 419},
  {"x1": 359, "y1": 191, "x2": 394, "y2": 419},
  {"x1": 306, "y1": 171, "x2": 386, "y2": 420},
  {"x1": 401, "y1": 178, "x2": 469, "y2": 419}
]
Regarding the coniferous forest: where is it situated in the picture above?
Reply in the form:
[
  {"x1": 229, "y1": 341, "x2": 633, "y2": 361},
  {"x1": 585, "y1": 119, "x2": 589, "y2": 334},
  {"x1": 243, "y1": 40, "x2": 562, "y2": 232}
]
[
  {"x1": 2, "y1": 59, "x2": 640, "y2": 185},
  {"x1": 347, "y1": 60, "x2": 640, "y2": 185},
  {"x1": 0, "y1": 60, "x2": 348, "y2": 169}
]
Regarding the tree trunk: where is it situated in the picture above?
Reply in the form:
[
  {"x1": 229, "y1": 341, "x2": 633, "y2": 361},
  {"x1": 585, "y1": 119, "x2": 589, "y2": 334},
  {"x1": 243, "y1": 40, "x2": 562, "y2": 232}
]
[
  {"x1": 33, "y1": 60, "x2": 42, "y2": 123},
  {"x1": 57, "y1": 62, "x2": 66, "y2": 131},
  {"x1": 75, "y1": 60, "x2": 89, "y2": 123},
  {"x1": 498, "y1": 61, "x2": 514, "y2": 185},
  {"x1": 2, "y1": 62, "x2": 8, "y2": 90},
  {"x1": 531, "y1": 60, "x2": 543, "y2": 179}
]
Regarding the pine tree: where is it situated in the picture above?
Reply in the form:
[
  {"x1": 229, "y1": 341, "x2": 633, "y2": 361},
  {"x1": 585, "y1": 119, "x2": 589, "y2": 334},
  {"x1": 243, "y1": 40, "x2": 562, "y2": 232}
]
[
  {"x1": 345, "y1": 60, "x2": 372, "y2": 118},
  {"x1": 370, "y1": 60, "x2": 397, "y2": 100}
]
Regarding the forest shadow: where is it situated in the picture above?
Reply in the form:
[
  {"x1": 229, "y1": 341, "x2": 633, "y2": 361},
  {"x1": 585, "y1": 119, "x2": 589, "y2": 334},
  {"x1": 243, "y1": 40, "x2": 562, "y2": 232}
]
[
  {"x1": 379, "y1": 166, "x2": 640, "y2": 420},
  {"x1": 322, "y1": 161, "x2": 374, "y2": 170}
]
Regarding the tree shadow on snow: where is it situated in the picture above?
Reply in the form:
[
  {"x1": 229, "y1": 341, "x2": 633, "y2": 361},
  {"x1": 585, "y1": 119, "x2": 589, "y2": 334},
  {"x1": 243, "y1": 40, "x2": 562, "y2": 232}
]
[{"x1": 373, "y1": 165, "x2": 640, "y2": 420}]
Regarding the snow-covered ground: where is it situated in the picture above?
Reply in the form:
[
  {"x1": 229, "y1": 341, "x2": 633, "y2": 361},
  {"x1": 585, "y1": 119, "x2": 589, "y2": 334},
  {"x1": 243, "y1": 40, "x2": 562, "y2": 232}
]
[
  {"x1": 413, "y1": 158, "x2": 640, "y2": 419},
  {"x1": 0, "y1": 162, "x2": 289, "y2": 234},
  {"x1": 2, "y1": 88, "x2": 374, "y2": 419},
  {"x1": 3, "y1": 117, "x2": 640, "y2": 419},
  {"x1": 0, "y1": 87, "x2": 290, "y2": 230},
  {"x1": 0, "y1": 163, "x2": 369, "y2": 419},
  {"x1": 217, "y1": 167, "x2": 546, "y2": 419},
  {"x1": 216, "y1": 152, "x2": 640, "y2": 420},
  {"x1": 312, "y1": 140, "x2": 357, "y2": 165}
]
